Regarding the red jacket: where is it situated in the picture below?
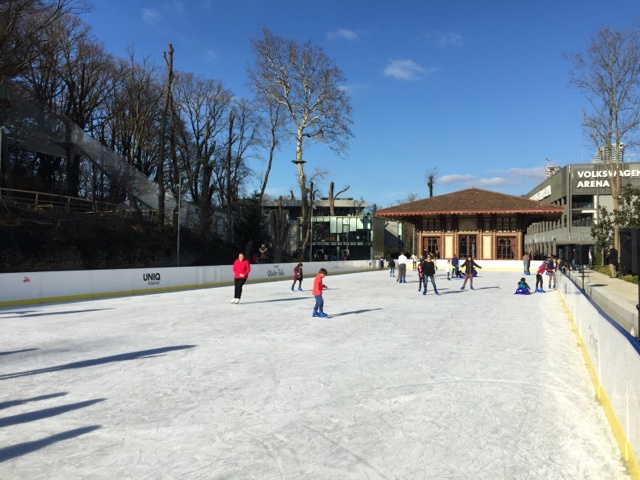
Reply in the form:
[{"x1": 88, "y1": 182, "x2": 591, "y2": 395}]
[
  {"x1": 293, "y1": 266, "x2": 303, "y2": 281},
  {"x1": 312, "y1": 274, "x2": 327, "y2": 295},
  {"x1": 233, "y1": 259, "x2": 250, "y2": 279}
]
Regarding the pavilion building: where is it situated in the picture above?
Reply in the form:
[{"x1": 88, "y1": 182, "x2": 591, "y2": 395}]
[{"x1": 375, "y1": 188, "x2": 564, "y2": 260}]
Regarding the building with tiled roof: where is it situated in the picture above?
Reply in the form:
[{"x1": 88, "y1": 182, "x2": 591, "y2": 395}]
[{"x1": 375, "y1": 188, "x2": 564, "y2": 260}]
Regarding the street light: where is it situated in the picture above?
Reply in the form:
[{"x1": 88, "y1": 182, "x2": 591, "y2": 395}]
[
  {"x1": 176, "y1": 175, "x2": 184, "y2": 267},
  {"x1": 0, "y1": 126, "x2": 10, "y2": 193}
]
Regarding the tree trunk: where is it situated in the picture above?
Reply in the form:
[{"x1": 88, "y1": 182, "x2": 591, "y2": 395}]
[{"x1": 270, "y1": 196, "x2": 290, "y2": 262}]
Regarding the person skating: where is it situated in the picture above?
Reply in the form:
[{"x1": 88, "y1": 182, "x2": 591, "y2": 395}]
[
  {"x1": 417, "y1": 262, "x2": 425, "y2": 292},
  {"x1": 545, "y1": 256, "x2": 557, "y2": 289},
  {"x1": 535, "y1": 262, "x2": 546, "y2": 292},
  {"x1": 231, "y1": 252, "x2": 251, "y2": 304},
  {"x1": 451, "y1": 254, "x2": 459, "y2": 278},
  {"x1": 291, "y1": 263, "x2": 304, "y2": 291},
  {"x1": 397, "y1": 252, "x2": 408, "y2": 283},
  {"x1": 460, "y1": 256, "x2": 482, "y2": 290},
  {"x1": 422, "y1": 254, "x2": 439, "y2": 295},
  {"x1": 312, "y1": 268, "x2": 329, "y2": 318}
]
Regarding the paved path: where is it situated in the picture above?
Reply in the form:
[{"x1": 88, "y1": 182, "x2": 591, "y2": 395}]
[
  {"x1": 0, "y1": 269, "x2": 630, "y2": 479},
  {"x1": 567, "y1": 267, "x2": 640, "y2": 335}
]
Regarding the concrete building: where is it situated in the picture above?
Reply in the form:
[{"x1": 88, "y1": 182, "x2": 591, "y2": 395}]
[
  {"x1": 262, "y1": 197, "x2": 385, "y2": 261},
  {"x1": 524, "y1": 161, "x2": 640, "y2": 260}
]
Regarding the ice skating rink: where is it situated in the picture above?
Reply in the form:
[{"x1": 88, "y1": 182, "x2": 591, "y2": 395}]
[{"x1": 0, "y1": 269, "x2": 630, "y2": 479}]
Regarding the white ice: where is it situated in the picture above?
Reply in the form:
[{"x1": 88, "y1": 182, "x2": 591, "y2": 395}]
[{"x1": 0, "y1": 269, "x2": 630, "y2": 479}]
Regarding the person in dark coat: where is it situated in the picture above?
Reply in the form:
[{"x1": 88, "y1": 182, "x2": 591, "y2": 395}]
[
  {"x1": 606, "y1": 244, "x2": 619, "y2": 278},
  {"x1": 421, "y1": 254, "x2": 439, "y2": 295},
  {"x1": 291, "y1": 263, "x2": 304, "y2": 291}
]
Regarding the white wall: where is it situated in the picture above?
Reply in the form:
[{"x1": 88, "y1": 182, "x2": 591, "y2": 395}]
[
  {"x1": 0, "y1": 260, "x2": 373, "y2": 307},
  {"x1": 557, "y1": 272, "x2": 640, "y2": 476}
]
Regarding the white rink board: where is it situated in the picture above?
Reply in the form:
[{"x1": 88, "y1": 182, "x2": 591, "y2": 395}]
[
  {"x1": 558, "y1": 272, "x2": 640, "y2": 475},
  {"x1": 0, "y1": 260, "x2": 533, "y2": 307}
]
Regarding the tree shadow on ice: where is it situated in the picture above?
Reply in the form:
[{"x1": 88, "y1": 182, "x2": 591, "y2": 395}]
[
  {"x1": 0, "y1": 392, "x2": 67, "y2": 410},
  {"x1": 0, "y1": 348, "x2": 38, "y2": 356},
  {"x1": 1, "y1": 308, "x2": 113, "y2": 319},
  {"x1": 0, "y1": 398, "x2": 105, "y2": 428},
  {"x1": 0, "y1": 345, "x2": 196, "y2": 381},
  {"x1": 0, "y1": 425, "x2": 100, "y2": 463}
]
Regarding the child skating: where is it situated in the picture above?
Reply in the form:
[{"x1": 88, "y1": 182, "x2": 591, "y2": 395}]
[
  {"x1": 460, "y1": 256, "x2": 482, "y2": 290},
  {"x1": 312, "y1": 268, "x2": 329, "y2": 318},
  {"x1": 291, "y1": 263, "x2": 304, "y2": 291},
  {"x1": 535, "y1": 262, "x2": 546, "y2": 292},
  {"x1": 417, "y1": 262, "x2": 425, "y2": 292}
]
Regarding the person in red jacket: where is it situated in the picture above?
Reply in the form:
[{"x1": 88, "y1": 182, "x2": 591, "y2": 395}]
[
  {"x1": 231, "y1": 252, "x2": 251, "y2": 304},
  {"x1": 535, "y1": 262, "x2": 546, "y2": 293},
  {"x1": 312, "y1": 268, "x2": 328, "y2": 318},
  {"x1": 291, "y1": 263, "x2": 304, "y2": 291}
]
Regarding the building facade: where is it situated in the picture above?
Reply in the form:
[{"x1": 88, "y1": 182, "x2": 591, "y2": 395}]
[
  {"x1": 524, "y1": 161, "x2": 640, "y2": 259},
  {"x1": 376, "y1": 188, "x2": 564, "y2": 260}
]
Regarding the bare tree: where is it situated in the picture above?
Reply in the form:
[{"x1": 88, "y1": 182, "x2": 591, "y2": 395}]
[
  {"x1": 255, "y1": 99, "x2": 284, "y2": 206},
  {"x1": 328, "y1": 181, "x2": 350, "y2": 215},
  {"x1": 0, "y1": 0, "x2": 85, "y2": 81},
  {"x1": 269, "y1": 196, "x2": 290, "y2": 262},
  {"x1": 248, "y1": 27, "x2": 353, "y2": 257},
  {"x1": 566, "y1": 25, "x2": 640, "y2": 249},
  {"x1": 172, "y1": 72, "x2": 233, "y2": 236},
  {"x1": 425, "y1": 167, "x2": 438, "y2": 197},
  {"x1": 21, "y1": 11, "x2": 115, "y2": 197}
]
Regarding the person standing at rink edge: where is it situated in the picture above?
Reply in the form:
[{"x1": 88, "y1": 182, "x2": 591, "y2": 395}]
[
  {"x1": 460, "y1": 256, "x2": 482, "y2": 290},
  {"x1": 231, "y1": 252, "x2": 251, "y2": 304}
]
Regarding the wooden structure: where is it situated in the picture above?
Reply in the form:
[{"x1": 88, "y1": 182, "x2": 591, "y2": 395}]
[{"x1": 376, "y1": 188, "x2": 564, "y2": 260}]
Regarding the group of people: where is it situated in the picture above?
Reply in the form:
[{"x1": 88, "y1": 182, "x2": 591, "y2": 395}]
[
  {"x1": 231, "y1": 254, "x2": 329, "y2": 317},
  {"x1": 231, "y1": 243, "x2": 625, "y2": 312},
  {"x1": 390, "y1": 252, "x2": 482, "y2": 293}
]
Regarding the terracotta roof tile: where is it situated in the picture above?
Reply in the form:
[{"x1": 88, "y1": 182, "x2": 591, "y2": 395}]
[{"x1": 376, "y1": 188, "x2": 564, "y2": 217}]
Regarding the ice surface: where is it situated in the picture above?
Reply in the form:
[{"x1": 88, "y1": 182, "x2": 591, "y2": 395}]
[{"x1": 0, "y1": 269, "x2": 630, "y2": 479}]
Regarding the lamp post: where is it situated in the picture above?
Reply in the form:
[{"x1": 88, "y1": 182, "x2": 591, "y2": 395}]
[
  {"x1": 176, "y1": 176, "x2": 183, "y2": 267},
  {"x1": 0, "y1": 126, "x2": 9, "y2": 192}
]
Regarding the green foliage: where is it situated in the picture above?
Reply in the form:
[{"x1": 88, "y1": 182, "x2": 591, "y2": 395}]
[
  {"x1": 233, "y1": 192, "x2": 267, "y2": 252},
  {"x1": 612, "y1": 185, "x2": 640, "y2": 228},
  {"x1": 590, "y1": 206, "x2": 614, "y2": 255}
]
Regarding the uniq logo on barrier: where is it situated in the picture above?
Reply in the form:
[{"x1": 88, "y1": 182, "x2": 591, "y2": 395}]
[
  {"x1": 143, "y1": 272, "x2": 161, "y2": 285},
  {"x1": 267, "y1": 265, "x2": 285, "y2": 277}
]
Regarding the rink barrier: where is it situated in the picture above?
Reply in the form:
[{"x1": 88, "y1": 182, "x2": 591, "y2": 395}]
[
  {"x1": 0, "y1": 260, "x2": 374, "y2": 307},
  {"x1": 557, "y1": 272, "x2": 640, "y2": 479},
  {"x1": 0, "y1": 259, "x2": 574, "y2": 307}
]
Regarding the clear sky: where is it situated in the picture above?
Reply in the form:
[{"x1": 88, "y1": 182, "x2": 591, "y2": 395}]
[{"x1": 82, "y1": 0, "x2": 640, "y2": 208}]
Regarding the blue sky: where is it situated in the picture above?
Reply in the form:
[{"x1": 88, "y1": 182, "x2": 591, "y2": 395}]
[{"x1": 83, "y1": 0, "x2": 640, "y2": 208}]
